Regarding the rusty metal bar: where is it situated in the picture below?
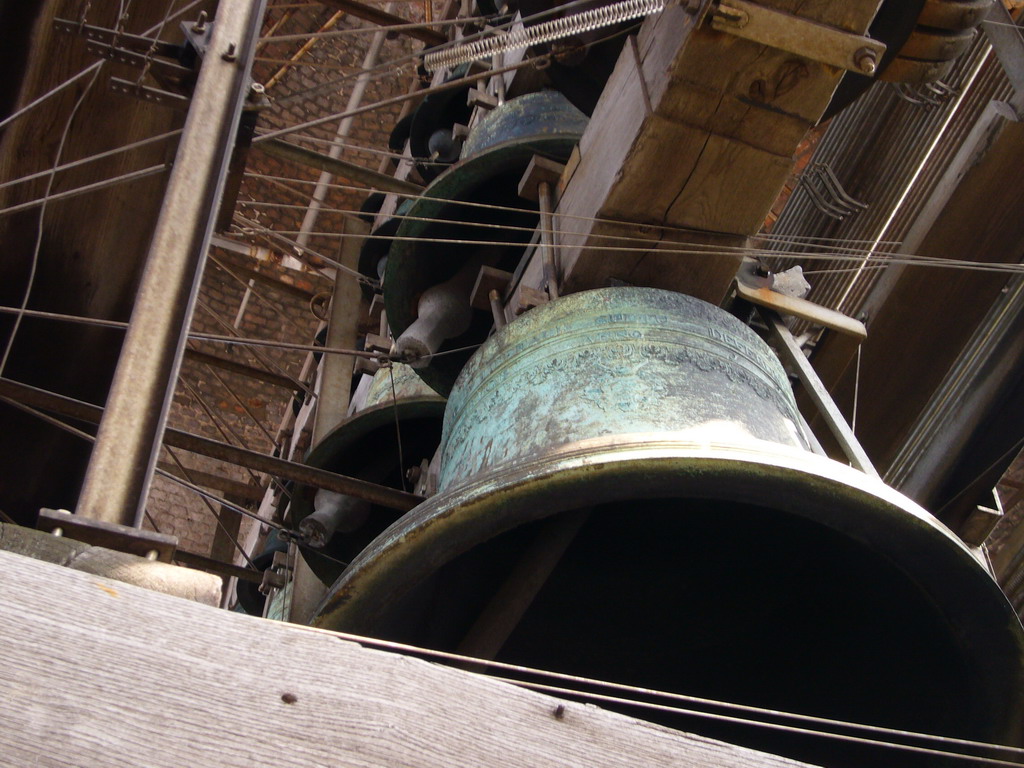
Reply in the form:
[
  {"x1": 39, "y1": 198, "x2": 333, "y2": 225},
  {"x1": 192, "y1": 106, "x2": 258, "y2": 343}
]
[
  {"x1": 759, "y1": 308, "x2": 879, "y2": 478},
  {"x1": 173, "y1": 549, "x2": 264, "y2": 584},
  {"x1": 258, "y1": 138, "x2": 424, "y2": 195},
  {"x1": 184, "y1": 349, "x2": 297, "y2": 390},
  {"x1": 0, "y1": 378, "x2": 422, "y2": 512}
]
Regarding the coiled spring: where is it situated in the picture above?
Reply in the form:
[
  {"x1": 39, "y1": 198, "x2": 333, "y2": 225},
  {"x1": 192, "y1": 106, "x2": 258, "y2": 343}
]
[{"x1": 423, "y1": 0, "x2": 666, "y2": 72}]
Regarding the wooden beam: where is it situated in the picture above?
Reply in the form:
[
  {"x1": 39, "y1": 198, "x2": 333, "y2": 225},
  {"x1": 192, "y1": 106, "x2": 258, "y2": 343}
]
[
  {"x1": 0, "y1": 549, "x2": 816, "y2": 768},
  {"x1": 318, "y1": 0, "x2": 447, "y2": 46},
  {"x1": 520, "y1": 0, "x2": 883, "y2": 307}
]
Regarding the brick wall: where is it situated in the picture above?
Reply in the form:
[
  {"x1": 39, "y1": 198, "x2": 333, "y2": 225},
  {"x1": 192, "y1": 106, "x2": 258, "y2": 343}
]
[{"x1": 142, "y1": 2, "x2": 428, "y2": 561}]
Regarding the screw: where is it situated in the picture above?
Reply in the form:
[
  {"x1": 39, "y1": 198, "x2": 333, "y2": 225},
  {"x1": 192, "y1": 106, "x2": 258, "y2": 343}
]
[
  {"x1": 553, "y1": 704, "x2": 566, "y2": 719},
  {"x1": 281, "y1": 693, "x2": 298, "y2": 704},
  {"x1": 854, "y1": 47, "x2": 877, "y2": 76},
  {"x1": 222, "y1": 43, "x2": 237, "y2": 62}
]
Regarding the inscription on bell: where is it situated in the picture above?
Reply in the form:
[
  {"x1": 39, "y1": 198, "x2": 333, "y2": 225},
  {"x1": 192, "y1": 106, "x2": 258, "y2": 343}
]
[{"x1": 439, "y1": 287, "x2": 807, "y2": 491}]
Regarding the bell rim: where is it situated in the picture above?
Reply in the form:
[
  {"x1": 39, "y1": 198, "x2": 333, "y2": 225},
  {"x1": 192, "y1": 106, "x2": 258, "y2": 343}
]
[
  {"x1": 313, "y1": 432, "x2": 1024, "y2": 743},
  {"x1": 293, "y1": 396, "x2": 446, "y2": 583}
]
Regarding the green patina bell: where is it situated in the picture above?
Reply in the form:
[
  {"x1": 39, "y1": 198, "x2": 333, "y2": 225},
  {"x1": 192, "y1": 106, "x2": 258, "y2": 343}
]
[
  {"x1": 383, "y1": 90, "x2": 589, "y2": 396},
  {"x1": 315, "y1": 288, "x2": 1024, "y2": 768},
  {"x1": 292, "y1": 363, "x2": 445, "y2": 584}
]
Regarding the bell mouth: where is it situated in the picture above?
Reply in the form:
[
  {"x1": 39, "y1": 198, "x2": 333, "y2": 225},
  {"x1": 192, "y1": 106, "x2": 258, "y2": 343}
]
[
  {"x1": 314, "y1": 434, "x2": 1024, "y2": 765},
  {"x1": 291, "y1": 397, "x2": 445, "y2": 584}
]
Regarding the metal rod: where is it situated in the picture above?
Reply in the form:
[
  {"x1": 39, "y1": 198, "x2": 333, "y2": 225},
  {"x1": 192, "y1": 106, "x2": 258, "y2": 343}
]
[
  {"x1": 0, "y1": 378, "x2": 422, "y2": 512},
  {"x1": 537, "y1": 181, "x2": 559, "y2": 300},
  {"x1": 257, "y1": 138, "x2": 424, "y2": 195},
  {"x1": 173, "y1": 549, "x2": 264, "y2": 584},
  {"x1": 76, "y1": 0, "x2": 271, "y2": 527},
  {"x1": 183, "y1": 349, "x2": 297, "y2": 390},
  {"x1": 292, "y1": 18, "x2": 392, "y2": 263},
  {"x1": 758, "y1": 308, "x2": 880, "y2": 478},
  {"x1": 488, "y1": 289, "x2": 506, "y2": 329}
]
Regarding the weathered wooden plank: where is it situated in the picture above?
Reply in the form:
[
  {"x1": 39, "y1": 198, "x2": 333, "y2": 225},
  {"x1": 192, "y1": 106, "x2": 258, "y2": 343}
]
[
  {"x1": 0, "y1": 550, "x2": 816, "y2": 768},
  {"x1": 511, "y1": 0, "x2": 883, "y2": 307}
]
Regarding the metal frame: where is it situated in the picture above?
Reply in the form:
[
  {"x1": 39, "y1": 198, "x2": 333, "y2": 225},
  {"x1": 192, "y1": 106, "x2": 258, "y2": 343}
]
[{"x1": 76, "y1": 0, "x2": 270, "y2": 527}]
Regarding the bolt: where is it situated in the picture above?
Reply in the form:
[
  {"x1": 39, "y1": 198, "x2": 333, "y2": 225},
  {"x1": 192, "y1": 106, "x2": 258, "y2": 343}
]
[
  {"x1": 222, "y1": 43, "x2": 237, "y2": 62},
  {"x1": 192, "y1": 11, "x2": 207, "y2": 33},
  {"x1": 281, "y1": 692, "x2": 298, "y2": 704},
  {"x1": 51, "y1": 527, "x2": 63, "y2": 537},
  {"x1": 854, "y1": 47, "x2": 877, "y2": 76},
  {"x1": 553, "y1": 704, "x2": 566, "y2": 719},
  {"x1": 145, "y1": 549, "x2": 159, "y2": 561}
]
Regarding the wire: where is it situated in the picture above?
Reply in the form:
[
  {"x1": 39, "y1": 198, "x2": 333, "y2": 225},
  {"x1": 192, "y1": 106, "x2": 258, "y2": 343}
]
[
  {"x1": 194, "y1": 297, "x2": 321, "y2": 397},
  {"x1": 386, "y1": 363, "x2": 408, "y2": 491},
  {"x1": 281, "y1": 132, "x2": 451, "y2": 165},
  {"x1": 0, "y1": 63, "x2": 105, "y2": 380},
  {"x1": 236, "y1": 197, "x2": 915, "y2": 264},
  {"x1": 178, "y1": 377, "x2": 285, "y2": 497},
  {"x1": 161, "y1": 445, "x2": 259, "y2": 570},
  {"x1": 233, "y1": 213, "x2": 375, "y2": 283},
  {"x1": 260, "y1": 15, "x2": 488, "y2": 44},
  {"x1": 0, "y1": 303, "x2": 389, "y2": 360},
  {"x1": 0, "y1": 164, "x2": 170, "y2": 217},
  {"x1": 258, "y1": 623, "x2": 1024, "y2": 765},
  {"x1": 852, "y1": 343, "x2": 862, "y2": 435},
  {"x1": 239, "y1": 173, "x2": 918, "y2": 256},
  {"x1": 0, "y1": 130, "x2": 181, "y2": 192},
  {"x1": 248, "y1": 226, "x2": 1024, "y2": 276}
]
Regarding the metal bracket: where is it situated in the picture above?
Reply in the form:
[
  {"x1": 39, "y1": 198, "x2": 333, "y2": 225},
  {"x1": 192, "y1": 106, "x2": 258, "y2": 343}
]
[
  {"x1": 37, "y1": 508, "x2": 178, "y2": 562},
  {"x1": 109, "y1": 78, "x2": 192, "y2": 111},
  {"x1": 798, "y1": 162, "x2": 868, "y2": 220},
  {"x1": 757, "y1": 308, "x2": 879, "y2": 478},
  {"x1": 53, "y1": 18, "x2": 185, "y2": 59},
  {"x1": 735, "y1": 276, "x2": 867, "y2": 341},
  {"x1": 710, "y1": 0, "x2": 885, "y2": 75}
]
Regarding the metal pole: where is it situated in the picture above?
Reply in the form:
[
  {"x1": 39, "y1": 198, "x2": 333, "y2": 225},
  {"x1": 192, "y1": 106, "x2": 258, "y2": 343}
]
[
  {"x1": 293, "y1": 16, "x2": 392, "y2": 258},
  {"x1": 538, "y1": 181, "x2": 559, "y2": 300},
  {"x1": 76, "y1": 0, "x2": 269, "y2": 527}
]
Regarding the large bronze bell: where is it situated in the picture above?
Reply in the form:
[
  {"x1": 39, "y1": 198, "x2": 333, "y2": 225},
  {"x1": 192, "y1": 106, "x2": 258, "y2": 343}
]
[
  {"x1": 314, "y1": 288, "x2": 1024, "y2": 767},
  {"x1": 291, "y1": 363, "x2": 445, "y2": 584},
  {"x1": 384, "y1": 90, "x2": 588, "y2": 395}
]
